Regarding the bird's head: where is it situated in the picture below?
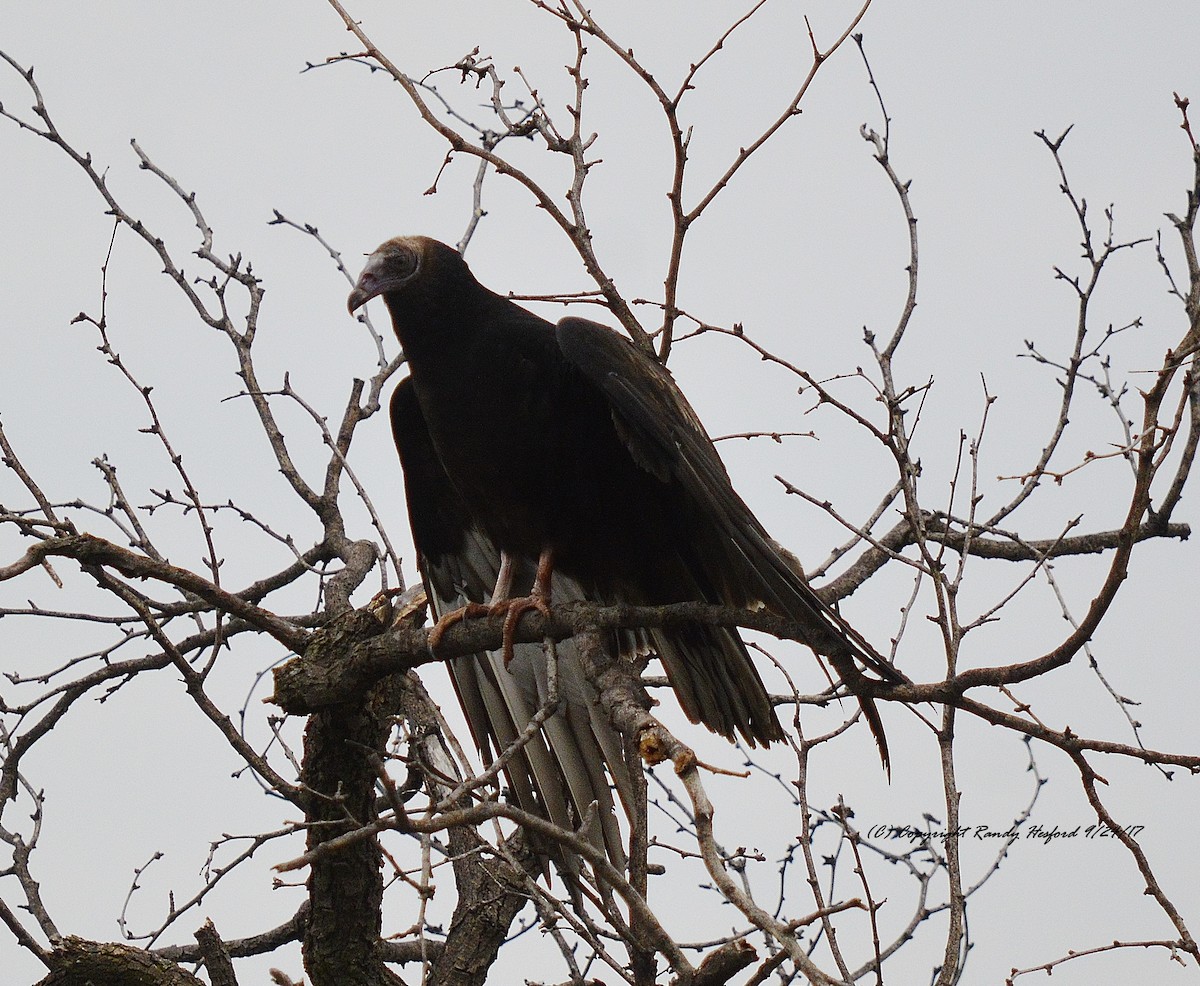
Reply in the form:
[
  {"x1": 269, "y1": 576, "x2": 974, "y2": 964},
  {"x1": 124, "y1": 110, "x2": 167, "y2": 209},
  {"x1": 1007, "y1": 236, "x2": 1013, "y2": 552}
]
[
  {"x1": 347, "y1": 236, "x2": 428, "y2": 314},
  {"x1": 347, "y1": 236, "x2": 471, "y2": 315}
]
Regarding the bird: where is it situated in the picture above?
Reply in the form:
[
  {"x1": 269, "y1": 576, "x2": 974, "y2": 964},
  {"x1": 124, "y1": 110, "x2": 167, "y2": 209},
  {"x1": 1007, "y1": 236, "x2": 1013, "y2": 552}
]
[{"x1": 348, "y1": 235, "x2": 902, "y2": 859}]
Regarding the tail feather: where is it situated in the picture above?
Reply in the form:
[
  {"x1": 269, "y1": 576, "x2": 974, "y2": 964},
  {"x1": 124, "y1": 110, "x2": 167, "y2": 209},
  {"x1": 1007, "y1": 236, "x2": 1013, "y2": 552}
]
[
  {"x1": 438, "y1": 557, "x2": 635, "y2": 871},
  {"x1": 648, "y1": 624, "x2": 784, "y2": 746},
  {"x1": 686, "y1": 465, "x2": 903, "y2": 770}
]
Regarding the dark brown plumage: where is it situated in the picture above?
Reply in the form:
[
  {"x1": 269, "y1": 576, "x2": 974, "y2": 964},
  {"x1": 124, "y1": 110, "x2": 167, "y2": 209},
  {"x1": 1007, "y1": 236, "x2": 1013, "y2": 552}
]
[
  {"x1": 389, "y1": 376, "x2": 635, "y2": 867},
  {"x1": 349, "y1": 235, "x2": 900, "y2": 856}
]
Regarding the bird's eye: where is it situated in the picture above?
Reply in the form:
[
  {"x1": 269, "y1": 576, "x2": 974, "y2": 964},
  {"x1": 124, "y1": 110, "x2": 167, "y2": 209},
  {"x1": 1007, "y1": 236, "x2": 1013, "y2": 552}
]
[{"x1": 386, "y1": 244, "x2": 419, "y2": 279}]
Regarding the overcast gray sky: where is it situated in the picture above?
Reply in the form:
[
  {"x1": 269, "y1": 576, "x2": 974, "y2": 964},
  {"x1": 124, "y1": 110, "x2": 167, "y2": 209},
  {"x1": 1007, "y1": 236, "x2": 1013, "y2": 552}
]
[{"x1": 3, "y1": 3, "x2": 1199, "y2": 984}]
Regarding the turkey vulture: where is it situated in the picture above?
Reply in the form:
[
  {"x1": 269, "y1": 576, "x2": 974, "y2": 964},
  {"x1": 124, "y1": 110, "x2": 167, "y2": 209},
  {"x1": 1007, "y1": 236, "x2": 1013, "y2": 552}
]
[{"x1": 349, "y1": 235, "x2": 900, "y2": 845}]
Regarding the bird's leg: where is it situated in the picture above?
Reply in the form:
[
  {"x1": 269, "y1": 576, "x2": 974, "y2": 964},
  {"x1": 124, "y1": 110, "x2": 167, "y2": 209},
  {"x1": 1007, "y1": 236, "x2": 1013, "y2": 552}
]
[
  {"x1": 498, "y1": 546, "x2": 555, "y2": 668},
  {"x1": 426, "y1": 548, "x2": 554, "y2": 661},
  {"x1": 426, "y1": 553, "x2": 517, "y2": 651},
  {"x1": 490, "y1": 550, "x2": 515, "y2": 604}
]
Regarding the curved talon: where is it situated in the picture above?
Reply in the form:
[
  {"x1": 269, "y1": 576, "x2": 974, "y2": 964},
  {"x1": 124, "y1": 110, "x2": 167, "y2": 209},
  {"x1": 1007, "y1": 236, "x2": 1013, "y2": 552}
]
[
  {"x1": 427, "y1": 601, "x2": 491, "y2": 650},
  {"x1": 498, "y1": 593, "x2": 553, "y2": 668},
  {"x1": 426, "y1": 547, "x2": 557, "y2": 662}
]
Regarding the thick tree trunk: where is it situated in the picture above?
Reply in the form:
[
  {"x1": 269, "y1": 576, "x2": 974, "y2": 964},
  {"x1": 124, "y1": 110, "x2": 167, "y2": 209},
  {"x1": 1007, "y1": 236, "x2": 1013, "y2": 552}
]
[{"x1": 299, "y1": 609, "x2": 402, "y2": 986}]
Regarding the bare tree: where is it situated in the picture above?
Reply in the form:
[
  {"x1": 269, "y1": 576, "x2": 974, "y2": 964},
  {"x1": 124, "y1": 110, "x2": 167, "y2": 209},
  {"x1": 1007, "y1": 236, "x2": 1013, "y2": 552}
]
[{"x1": 2, "y1": 4, "x2": 1198, "y2": 985}]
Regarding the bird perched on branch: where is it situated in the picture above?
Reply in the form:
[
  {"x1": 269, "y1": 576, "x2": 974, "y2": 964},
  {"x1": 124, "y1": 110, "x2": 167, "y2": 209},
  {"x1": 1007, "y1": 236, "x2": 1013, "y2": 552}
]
[{"x1": 349, "y1": 235, "x2": 901, "y2": 864}]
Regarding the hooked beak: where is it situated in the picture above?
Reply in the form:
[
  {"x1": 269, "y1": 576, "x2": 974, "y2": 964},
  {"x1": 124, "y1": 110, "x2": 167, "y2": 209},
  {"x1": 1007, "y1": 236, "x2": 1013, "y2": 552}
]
[{"x1": 347, "y1": 254, "x2": 385, "y2": 314}]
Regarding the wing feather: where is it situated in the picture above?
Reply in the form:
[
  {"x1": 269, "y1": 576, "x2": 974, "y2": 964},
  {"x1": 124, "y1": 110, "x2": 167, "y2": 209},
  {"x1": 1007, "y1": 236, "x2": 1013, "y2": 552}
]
[
  {"x1": 556, "y1": 317, "x2": 902, "y2": 768},
  {"x1": 390, "y1": 377, "x2": 633, "y2": 866}
]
